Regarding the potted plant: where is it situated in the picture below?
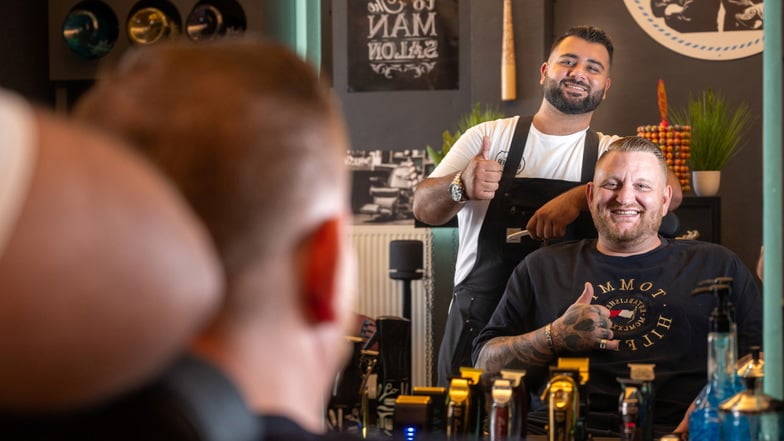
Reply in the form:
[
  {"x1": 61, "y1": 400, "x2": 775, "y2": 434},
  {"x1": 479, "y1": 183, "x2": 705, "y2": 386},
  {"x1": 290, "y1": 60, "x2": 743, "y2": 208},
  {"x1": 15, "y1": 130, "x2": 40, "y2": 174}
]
[
  {"x1": 426, "y1": 103, "x2": 505, "y2": 165},
  {"x1": 670, "y1": 88, "x2": 752, "y2": 196}
]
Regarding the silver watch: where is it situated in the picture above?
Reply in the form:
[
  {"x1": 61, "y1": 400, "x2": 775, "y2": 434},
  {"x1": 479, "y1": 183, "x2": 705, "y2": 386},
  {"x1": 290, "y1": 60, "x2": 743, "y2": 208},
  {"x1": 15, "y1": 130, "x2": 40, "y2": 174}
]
[{"x1": 448, "y1": 171, "x2": 468, "y2": 202}]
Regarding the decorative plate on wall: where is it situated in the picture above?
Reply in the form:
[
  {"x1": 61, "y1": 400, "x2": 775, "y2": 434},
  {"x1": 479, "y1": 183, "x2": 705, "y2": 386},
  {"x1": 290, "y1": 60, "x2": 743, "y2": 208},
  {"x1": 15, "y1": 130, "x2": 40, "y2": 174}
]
[{"x1": 624, "y1": 0, "x2": 764, "y2": 61}]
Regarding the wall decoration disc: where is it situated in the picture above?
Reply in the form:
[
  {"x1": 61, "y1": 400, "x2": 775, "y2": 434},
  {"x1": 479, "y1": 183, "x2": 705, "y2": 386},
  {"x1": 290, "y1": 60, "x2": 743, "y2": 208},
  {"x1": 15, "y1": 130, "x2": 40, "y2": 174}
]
[{"x1": 624, "y1": 0, "x2": 764, "y2": 60}]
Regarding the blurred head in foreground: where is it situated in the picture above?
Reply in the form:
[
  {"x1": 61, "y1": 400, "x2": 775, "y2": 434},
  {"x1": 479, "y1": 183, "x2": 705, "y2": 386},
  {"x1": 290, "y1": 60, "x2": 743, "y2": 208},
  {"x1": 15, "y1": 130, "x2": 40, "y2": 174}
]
[
  {"x1": 76, "y1": 36, "x2": 357, "y2": 434},
  {"x1": 0, "y1": 88, "x2": 222, "y2": 411}
]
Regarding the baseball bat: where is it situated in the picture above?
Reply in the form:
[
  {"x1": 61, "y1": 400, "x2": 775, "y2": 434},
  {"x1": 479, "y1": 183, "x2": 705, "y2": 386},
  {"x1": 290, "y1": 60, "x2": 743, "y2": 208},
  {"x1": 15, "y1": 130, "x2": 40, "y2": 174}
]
[{"x1": 501, "y1": 0, "x2": 517, "y2": 101}]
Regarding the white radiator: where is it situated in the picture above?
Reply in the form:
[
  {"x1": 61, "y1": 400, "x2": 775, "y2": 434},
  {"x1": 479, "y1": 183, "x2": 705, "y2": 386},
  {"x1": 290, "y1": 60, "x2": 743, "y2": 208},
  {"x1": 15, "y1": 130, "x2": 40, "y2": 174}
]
[{"x1": 350, "y1": 224, "x2": 433, "y2": 387}]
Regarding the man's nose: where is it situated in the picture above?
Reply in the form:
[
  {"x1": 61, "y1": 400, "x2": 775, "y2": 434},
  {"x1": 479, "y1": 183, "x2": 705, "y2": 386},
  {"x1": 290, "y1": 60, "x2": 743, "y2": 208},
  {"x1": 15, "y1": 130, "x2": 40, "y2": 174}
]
[
  {"x1": 615, "y1": 185, "x2": 634, "y2": 204},
  {"x1": 567, "y1": 65, "x2": 588, "y2": 82}
]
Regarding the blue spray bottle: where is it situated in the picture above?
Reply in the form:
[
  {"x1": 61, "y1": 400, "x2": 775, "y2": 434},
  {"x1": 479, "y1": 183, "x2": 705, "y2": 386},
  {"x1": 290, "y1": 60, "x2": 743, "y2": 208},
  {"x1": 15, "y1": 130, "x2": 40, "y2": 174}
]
[{"x1": 688, "y1": 282, "x2": 740, "y2": 440}]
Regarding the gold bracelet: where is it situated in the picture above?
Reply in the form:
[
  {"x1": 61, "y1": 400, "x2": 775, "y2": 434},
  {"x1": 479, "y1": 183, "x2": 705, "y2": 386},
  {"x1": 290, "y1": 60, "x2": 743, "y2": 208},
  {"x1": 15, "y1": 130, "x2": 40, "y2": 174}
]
[{"x1": 544, "y1": 323, "x2": 555, "y2": 353}]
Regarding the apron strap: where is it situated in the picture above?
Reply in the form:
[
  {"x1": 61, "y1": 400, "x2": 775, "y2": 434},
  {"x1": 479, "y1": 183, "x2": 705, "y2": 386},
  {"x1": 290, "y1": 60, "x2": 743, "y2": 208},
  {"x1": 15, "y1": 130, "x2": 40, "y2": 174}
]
[
  {"x1": 500, "y1": 115, "x2": 534, "y2": 193},
  {"x1": 581, "y1": 128, "x2": 600, "y2": 182}
]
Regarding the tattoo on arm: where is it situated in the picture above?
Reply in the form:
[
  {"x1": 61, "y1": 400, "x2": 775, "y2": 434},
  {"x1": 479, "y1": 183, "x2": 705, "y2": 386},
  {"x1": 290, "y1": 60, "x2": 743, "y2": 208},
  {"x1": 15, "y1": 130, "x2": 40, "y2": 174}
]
[
  {"x1": 557, "y1": 305, "x2": 605, "y2": 352},
  {"x1": 475, "y1": 327, "x2": 553, "y2": 376}
]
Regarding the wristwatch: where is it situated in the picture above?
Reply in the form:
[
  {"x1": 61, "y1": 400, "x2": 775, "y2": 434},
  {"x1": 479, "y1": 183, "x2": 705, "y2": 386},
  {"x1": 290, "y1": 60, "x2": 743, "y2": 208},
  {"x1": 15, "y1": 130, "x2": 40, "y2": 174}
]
[{"x1": 448, "y1": 171, "x2": 468, "y2": 203}]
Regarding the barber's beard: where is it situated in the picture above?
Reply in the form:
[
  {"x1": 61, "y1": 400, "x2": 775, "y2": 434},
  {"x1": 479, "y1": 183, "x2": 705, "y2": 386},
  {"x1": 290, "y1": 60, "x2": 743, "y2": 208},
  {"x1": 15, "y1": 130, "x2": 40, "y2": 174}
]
[
  {"x1": 544, "y1": 77, "x2": 605, "y2": 115},
  {"x1": 591, "y1": 206, "x2": 662, "y2": 248}
]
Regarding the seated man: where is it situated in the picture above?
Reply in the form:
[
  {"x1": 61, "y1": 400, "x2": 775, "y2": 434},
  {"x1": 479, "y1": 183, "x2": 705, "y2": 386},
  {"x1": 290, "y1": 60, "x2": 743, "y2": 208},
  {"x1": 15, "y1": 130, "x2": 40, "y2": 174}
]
[
  {"x1": 75, "y1": 37, "x2": 362, "y2": 440},
  {"x1": 0, "y1": 88, "x2": 222, "y2": 410},
  {"x1": 473, "y1": 136, "x2": 762, "y2": 437}
]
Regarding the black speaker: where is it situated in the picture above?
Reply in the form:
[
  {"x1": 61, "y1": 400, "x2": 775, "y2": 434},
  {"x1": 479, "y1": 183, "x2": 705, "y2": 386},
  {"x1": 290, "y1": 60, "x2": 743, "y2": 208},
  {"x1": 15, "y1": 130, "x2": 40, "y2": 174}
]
[
  {"x1": 389, "y1": 240, "x2": 423, "y2": 281},
  {"x1": 389, "y1": 240, "x2": 423, "y2": 321}
]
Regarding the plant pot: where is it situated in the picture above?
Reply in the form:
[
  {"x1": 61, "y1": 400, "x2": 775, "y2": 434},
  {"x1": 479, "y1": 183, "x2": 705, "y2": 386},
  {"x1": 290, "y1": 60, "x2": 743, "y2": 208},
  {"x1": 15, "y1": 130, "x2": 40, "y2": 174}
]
[{"x1": 692, "y1": 170, "x2": 721, "y2": 196}]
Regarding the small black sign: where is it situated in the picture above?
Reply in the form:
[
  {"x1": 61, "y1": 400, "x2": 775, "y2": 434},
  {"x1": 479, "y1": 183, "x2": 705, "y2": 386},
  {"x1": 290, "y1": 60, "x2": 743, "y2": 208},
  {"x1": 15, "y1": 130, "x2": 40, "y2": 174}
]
[{"x1": 348, "y1": 0, "x2": 459, "y2": 92}]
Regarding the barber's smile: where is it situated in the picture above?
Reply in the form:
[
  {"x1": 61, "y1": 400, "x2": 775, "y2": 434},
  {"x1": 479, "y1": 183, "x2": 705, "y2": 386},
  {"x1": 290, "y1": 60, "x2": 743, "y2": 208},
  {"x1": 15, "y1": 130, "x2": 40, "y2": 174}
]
[{"x1": 562, "y1": 80, "x2": 589, "y2": 96}]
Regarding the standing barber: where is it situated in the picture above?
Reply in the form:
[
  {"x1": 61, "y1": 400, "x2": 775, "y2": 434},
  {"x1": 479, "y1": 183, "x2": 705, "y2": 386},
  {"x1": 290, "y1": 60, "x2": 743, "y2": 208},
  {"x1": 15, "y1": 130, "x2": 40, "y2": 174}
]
[{"x1": 413, "y1": 26, "x2": 683, "y2": 386}]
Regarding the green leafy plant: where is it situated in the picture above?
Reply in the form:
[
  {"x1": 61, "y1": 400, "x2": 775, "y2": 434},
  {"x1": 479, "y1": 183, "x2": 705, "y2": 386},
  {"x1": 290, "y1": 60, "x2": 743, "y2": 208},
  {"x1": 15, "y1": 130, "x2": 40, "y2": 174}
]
[
  {"x1": 670, "y1": 89, "x2": 752, "y2": 171},
  {"x1": 426, "y1": 103, "x2": 505, "y2": 165}
]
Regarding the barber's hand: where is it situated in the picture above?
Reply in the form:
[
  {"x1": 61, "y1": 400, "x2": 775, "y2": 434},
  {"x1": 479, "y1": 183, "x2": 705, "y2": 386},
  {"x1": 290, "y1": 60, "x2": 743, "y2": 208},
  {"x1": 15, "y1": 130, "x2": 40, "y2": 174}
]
[
  {"x1": 462, "y1": 136, "x2": 502, "y2": 200},
  {"x1": 526, "y1": 189, "x2": 581, "y2": 240},
  {"x1": 552, "y1": 282, "x2": 618, "y2": 352}
]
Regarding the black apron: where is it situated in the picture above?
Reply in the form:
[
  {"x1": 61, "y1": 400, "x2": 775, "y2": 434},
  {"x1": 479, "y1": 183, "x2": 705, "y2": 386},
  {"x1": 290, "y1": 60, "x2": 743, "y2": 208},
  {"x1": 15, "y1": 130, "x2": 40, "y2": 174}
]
[{"x1": 436, "y1": 116, "x2": 599, "y2": 386}]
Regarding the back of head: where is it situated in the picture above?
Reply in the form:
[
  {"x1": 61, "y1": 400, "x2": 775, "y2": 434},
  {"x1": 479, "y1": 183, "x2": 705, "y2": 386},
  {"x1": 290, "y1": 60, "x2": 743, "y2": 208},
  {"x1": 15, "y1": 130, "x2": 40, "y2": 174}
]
[
  {"x1": 0, "y1": 90, "x2": 222, "y2": 410},
  {"x1": 75, "y1": 37, "x2": 355, "y2": 434},
  {"x1": 75, "y1": 37, "x2": 350, "y2": 278}
]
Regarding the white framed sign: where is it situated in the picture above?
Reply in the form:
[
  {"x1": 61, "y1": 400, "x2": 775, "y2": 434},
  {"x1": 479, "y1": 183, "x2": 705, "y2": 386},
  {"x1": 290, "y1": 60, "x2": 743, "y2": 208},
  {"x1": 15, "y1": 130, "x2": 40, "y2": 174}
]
[{"x1": 624, "y1": 0, "x2": 764, "y2": 61}]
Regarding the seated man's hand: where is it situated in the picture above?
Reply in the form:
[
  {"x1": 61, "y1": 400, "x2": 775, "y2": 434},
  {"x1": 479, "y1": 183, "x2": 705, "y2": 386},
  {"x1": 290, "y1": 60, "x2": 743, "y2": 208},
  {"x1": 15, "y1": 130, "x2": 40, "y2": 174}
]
[
  {"x1": 526, "y1": 186, "x2": 583, "y2": 240},
  {"x1": 552, "y1": 282, "x2": 618, "y2": 352}
]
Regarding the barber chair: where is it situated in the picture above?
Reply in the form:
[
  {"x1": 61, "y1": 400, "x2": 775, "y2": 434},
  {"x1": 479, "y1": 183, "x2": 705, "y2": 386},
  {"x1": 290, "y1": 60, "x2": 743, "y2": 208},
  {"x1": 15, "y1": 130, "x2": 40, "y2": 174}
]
[{"x1": 659, "y1": 212, "x2": 681, "y2": 239}]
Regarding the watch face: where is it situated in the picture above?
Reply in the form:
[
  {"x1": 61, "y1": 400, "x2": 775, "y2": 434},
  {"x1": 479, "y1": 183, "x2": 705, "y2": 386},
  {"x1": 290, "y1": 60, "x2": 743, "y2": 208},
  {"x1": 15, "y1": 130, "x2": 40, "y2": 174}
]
[{"x1": 449, "y1": 182, "x2": 463, "y2": 202}]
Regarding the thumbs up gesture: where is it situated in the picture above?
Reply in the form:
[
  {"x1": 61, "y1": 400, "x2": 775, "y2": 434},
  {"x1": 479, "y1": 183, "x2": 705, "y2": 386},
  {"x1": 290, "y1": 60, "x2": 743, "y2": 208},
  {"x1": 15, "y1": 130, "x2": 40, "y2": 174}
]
[
  {"x1": 461, "y1": 136, "x2": 503, "y2": 200},
  {"x1": 551, "y1": 282, "x2": 618, "y2": 352}
]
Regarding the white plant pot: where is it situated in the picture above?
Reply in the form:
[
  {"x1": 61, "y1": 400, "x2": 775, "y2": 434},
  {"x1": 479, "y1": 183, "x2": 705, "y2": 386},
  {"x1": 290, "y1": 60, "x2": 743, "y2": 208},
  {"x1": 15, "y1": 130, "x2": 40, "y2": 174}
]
[{"x1": 692, "y1": 170, "x2": 721, "y2": 196}]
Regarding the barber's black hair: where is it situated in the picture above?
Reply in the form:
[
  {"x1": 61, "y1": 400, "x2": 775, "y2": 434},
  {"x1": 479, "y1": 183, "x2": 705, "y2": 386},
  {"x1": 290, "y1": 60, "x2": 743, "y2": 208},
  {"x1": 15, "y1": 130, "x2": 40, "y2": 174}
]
[{"x1": 550, "y1": 25, "x2": 614, "y2": 66}]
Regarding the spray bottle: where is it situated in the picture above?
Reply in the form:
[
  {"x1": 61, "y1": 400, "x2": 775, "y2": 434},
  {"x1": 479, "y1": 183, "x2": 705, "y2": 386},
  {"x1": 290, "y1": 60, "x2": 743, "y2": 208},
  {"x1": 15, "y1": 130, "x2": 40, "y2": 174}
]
[
  {"x1": 688, "y1": 282, "x2": 740, "y2": 440},
  {"x1": 719, "y1": 346, "x2": 784, "y2": 441}
]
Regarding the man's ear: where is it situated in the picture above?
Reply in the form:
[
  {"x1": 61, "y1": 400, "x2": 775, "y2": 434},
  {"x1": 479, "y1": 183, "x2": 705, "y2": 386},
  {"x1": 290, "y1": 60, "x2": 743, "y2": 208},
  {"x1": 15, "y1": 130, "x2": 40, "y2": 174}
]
[
  {"x1": 539, "y1": 62, "x2": 548, "y2": 85},
  {"x1": 661, "y1": 184, "x2": 673, "y2": 216},
  {"x1": 602, "y1": 77, "x2": 612, "y2": 99},
  {"x1": 302, "y1": 218, "x2": 341, "y2": 324},
  {"x1": 585, "y1": 182, "x2": 595, "y2": 206}
]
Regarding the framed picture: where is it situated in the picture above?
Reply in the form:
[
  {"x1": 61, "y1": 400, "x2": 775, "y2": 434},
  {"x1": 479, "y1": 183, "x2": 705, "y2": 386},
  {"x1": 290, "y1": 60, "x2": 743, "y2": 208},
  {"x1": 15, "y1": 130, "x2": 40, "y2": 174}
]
[
  {"x1": 347, "y1": 0, "x2": 459, "y2": 92},
  {"x1": 347, "y1": 148, "x2": 432, "y2": 224}
]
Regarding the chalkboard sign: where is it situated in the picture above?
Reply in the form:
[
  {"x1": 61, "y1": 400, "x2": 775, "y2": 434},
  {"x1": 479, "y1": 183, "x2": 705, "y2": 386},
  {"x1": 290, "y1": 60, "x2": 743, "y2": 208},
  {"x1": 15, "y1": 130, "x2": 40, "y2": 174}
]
[{"x1": 348, "y1": 0, "x2": 459, "y2": 92}]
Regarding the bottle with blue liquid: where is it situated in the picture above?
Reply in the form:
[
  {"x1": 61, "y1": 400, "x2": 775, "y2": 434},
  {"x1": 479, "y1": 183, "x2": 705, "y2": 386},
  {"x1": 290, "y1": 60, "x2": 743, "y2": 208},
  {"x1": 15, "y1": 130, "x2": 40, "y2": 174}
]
[
  {"x1": 689, "y1": 282, "x2": 740, "y2": 440},
  {"x1": 719, "y1": 347, "x2": 784, "y2": 441}
]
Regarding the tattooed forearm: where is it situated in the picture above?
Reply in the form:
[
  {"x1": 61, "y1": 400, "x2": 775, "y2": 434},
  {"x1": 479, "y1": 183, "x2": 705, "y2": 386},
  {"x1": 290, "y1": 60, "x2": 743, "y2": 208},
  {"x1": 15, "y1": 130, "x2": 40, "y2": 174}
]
[{"x1": 475, "y1": 327, "x2": 553, "y2": 375}]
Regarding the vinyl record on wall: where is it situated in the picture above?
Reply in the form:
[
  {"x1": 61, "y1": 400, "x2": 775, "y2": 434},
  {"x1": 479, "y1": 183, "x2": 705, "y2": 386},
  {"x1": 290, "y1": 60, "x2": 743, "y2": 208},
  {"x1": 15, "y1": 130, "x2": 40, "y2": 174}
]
[{"x1": 624, "y1": 0, "x2": 764, "y2": 60}]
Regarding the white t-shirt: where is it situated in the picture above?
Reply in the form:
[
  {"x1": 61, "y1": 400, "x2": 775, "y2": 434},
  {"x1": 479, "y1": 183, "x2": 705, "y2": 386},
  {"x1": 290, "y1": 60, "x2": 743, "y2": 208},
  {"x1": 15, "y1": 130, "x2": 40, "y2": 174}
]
[
  {"x1": 0, "y1": 90, "x2": 37, "y2": 258},
  {"x1": 429, "y1": 116, "x2": 618, "y2": 285}
]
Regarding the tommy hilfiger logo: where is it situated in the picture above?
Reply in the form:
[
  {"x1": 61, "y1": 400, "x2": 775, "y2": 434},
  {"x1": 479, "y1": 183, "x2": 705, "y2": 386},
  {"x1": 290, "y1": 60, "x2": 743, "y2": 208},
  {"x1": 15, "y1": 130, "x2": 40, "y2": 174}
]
[{"x1": 594, "y1": 278, "x2": 674, "y2": 352}]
